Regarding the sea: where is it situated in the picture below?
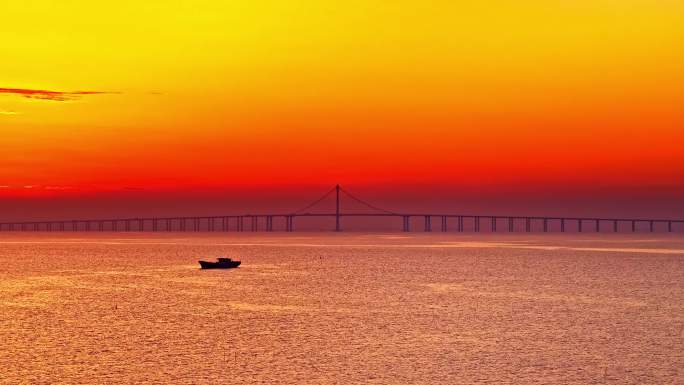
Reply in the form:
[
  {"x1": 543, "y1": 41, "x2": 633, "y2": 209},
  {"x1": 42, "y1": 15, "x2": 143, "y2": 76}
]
[{"x1": 1, "y1": 233, "x2": 683, "y2": 384}]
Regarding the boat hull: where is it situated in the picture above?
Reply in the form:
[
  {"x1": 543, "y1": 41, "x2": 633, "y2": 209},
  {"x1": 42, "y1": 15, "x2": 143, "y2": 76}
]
[{"x1": 199, "y1": 260, "x2": 241, "y2": 269}]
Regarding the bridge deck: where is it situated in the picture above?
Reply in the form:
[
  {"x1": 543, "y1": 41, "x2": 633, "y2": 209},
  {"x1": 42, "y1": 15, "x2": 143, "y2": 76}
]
[{"x1": 1, "y1": 185, "x2": 682, "y2": 232}]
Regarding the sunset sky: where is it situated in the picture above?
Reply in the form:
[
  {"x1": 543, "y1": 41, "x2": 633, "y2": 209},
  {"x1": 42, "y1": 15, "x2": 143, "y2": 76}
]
[{"x1": 1, "y1": 1, "x2": 682, "y2": 220}]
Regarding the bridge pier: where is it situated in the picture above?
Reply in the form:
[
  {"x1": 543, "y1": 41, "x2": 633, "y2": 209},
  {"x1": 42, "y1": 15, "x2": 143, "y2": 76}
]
[
  {"x1": 6, "y1": 214, "x2": 679, "y2": 236},
  {"x1": 285, "y1": 216, "x2": 294, "y2": 232},
  {"x1": 402, "y1": 216, "x2": 410, "y2": 232}
]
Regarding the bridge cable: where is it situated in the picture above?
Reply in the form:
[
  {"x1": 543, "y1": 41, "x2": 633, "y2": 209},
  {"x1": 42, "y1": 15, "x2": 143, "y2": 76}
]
[
  {"x1": 339, "y1": 186, "x2": 398, "y2": 215},
  {"x1": 291, "y1": 186, "x2": 337, "y2": 214}
]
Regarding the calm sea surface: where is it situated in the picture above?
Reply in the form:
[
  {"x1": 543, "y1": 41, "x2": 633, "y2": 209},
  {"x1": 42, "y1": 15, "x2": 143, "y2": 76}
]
[{"x1": 1, "y1": 233, "x2": 683, "y2": 384}]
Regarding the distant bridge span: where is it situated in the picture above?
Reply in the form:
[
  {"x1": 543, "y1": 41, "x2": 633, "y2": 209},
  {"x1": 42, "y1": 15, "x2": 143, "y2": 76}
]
[{"x1": 1, "y1": 185, "x2": 682, "y2": 233}]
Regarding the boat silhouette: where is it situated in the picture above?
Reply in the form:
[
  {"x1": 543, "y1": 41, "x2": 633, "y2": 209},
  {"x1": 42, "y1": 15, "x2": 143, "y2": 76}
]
[{"x1": 198, "y1": 257, "x2": 241, "y2": 269}]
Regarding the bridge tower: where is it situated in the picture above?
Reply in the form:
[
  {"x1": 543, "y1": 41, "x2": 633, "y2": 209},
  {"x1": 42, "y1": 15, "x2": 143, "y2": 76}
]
[{"x1": 335, "y1": 184, "x2": 341, "y2": 232}]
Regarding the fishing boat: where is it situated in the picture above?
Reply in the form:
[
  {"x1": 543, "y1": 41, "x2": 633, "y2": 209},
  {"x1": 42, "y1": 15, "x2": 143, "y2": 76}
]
[{"x1": 198, "y1": 257, "x2": 241, "y2": 269}]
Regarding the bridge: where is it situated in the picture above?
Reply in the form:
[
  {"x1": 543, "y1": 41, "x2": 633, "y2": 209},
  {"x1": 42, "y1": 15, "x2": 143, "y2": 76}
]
[{"x1": 0, "y1": 185, "x2": 682, "y2": 233}]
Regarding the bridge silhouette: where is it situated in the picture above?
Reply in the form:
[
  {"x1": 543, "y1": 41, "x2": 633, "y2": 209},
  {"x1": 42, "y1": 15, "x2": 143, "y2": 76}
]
[{"x1": 0, "y1": 185, "x2": 682, "y2": 233}]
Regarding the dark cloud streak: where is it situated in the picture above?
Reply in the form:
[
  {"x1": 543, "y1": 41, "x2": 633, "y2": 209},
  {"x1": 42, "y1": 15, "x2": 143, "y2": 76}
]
[{"x1": 0, "y1": 87, "x2": 120, "y2": 101}]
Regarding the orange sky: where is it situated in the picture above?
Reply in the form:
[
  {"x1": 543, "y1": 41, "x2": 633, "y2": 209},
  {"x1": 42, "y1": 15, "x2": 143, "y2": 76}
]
[{"x1": 1, "y1": 1, "x2": 683, "y2": 217}]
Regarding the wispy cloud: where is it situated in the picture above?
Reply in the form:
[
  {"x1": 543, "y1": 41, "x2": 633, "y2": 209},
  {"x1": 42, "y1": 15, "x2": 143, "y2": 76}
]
[
  {"x1": 0, "y1": 185, "x2": 74, "y2": 191},
  {"x1": 0, "y1": 87, "x2": 120, "y2": 102},
  {"x1": 0, "y1": 109, "x2": 20, "y2": 115}
]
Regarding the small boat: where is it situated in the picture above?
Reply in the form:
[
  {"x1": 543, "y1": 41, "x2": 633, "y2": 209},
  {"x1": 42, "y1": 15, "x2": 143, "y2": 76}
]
[{"x1": 199, "y1": 257, "x2": 241, "y2": 269}]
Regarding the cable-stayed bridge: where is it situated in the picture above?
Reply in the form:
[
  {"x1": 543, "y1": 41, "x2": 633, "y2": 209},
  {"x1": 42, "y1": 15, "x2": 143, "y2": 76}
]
[{"x1": 0, "y1": 185, "x2": 682, "y2": 233}]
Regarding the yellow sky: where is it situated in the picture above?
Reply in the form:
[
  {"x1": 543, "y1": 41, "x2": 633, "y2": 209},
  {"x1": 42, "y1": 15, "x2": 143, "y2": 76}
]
[{"x1": 1, "y1": 0, "x2": 683, "y2": 191}]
